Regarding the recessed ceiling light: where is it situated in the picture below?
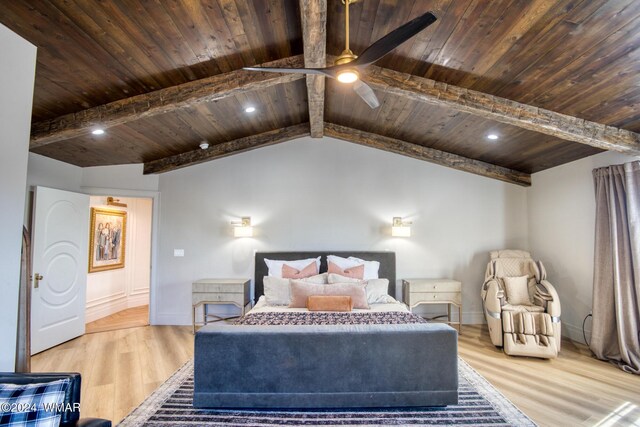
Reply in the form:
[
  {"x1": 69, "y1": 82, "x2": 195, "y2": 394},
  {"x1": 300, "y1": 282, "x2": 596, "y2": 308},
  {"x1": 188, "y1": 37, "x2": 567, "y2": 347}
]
[
  {"x1": 486, "y1": 134, "x2": 499, "y2": 140},
  {"x1": 199, "y1": 141, "x2": 209, "y2": 150},
  {"x1": 245, "y1": 106, "x2": 256, "y2": 113},
  {"x1": 92, "y1": 129, "x2": 105, "y2": 135}
]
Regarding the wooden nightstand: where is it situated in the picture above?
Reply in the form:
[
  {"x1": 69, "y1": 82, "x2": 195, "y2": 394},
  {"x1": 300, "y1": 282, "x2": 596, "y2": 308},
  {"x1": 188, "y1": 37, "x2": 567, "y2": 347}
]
[
  {"x1": 192, "y1": 278, "x2": 251, "y2": 333},
  {"x1": 403, "y1": 278, "x2": 462, "y2": 333}
]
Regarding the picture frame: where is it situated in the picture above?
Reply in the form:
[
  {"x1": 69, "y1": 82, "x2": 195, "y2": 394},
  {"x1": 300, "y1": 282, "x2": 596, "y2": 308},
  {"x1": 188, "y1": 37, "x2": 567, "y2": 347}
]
[{"x1": 88, "y1": 207, "x2": 127, "y2": 273}]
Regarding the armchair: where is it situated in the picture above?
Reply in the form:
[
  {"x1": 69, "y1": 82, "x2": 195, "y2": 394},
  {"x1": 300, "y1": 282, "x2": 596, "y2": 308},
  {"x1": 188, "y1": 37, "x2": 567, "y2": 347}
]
[
  {"x1": 0, "y1": 372, "x2": 111, "y2": 427},
  {"x1": 480, "y1": 250, "x2": 561, "y2": 358}
]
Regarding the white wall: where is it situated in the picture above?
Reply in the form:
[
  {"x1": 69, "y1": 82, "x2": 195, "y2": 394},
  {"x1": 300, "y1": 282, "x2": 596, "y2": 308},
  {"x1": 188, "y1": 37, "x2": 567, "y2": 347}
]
[
  {"x1": 528, "y1": 151, "x2": 639, "y2": 343},
  {"x1": 26, "y1": 153, "x2": 159, "y2": 194},
  {"x1": 24, "y1": 154, "x2": 83, "y2": 227},
  {"x1": 156, "y1": 136, "x2": 529, "y2": 325},
  {"x1": 86, "y1": 196, "x2": 152, "y2": 323},
  {"x1": 82, "y1": 163, "x2": 159, "y2": 192},
  {"x1": 0, "y1": 24, "x2": 36, "y2": 371},
  {"x1": 26, "y1": 153, "x2": 83, "y2": 193}
]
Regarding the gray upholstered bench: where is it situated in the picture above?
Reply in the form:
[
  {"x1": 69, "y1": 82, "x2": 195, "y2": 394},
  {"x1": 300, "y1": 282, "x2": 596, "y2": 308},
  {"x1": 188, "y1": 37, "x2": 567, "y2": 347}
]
[{"x1": 194, "y1": 322, "x2": 458, "y2": 408}]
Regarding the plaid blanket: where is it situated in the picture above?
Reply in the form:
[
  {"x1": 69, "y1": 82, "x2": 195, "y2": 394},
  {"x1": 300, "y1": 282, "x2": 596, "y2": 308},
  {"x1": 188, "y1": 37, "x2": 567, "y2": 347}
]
[{"x1": 0, "y1": 378, "x2": 70, "y2": 427}]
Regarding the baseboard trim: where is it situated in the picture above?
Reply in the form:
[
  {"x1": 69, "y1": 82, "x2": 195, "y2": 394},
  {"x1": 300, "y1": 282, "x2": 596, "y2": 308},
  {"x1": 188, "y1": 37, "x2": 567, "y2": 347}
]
[
  {"x1": 463, "y1": 311, "x2": 485, "y2": 325},
  {"x1": 564, "y1": 321, "x2": 590, "y2": 345},
  {"x1": 85, "y1": 291, "x2": 149, "y2": 323},
  {"x1": 86, "y1": 299, "x2": 128, "y2": 323},
  {"x1": 126, "y1": 292, "x2": 149, "y2": 308},
  {"x1": 154, "y1": 312, "x2": 191, "y2": 326},
  {"x1": 86, "y1": 292, "x2": 127, "y2": 308},
  {"x1": 409, "y1": 307, "x2": 485, "y2": 325}
]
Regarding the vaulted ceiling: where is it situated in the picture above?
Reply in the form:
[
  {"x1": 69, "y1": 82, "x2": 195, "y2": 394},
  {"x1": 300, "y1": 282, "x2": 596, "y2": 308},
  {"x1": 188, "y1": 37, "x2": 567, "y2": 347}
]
[{"x1": 2, "y1": 0, "x2": 639, "y2": 186}]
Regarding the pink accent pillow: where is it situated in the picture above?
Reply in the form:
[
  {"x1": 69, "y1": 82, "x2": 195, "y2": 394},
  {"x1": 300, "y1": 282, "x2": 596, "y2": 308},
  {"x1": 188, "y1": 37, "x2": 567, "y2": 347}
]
[
  {"x1": 282, "y1": 261, "x2": 318, "y2": 279},
  {"x1": 327, "y1": 261, "x2": 364, "y2": 279},
  {"x1": 290, "y1": 280, "x2": 369, "y2": 309}
]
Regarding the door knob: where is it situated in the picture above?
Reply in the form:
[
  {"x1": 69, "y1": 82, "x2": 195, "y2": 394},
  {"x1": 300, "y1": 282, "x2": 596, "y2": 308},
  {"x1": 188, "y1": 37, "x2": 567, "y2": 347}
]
[{"x1": 34, "y1": 273, "x2": 43, "y2": 288}]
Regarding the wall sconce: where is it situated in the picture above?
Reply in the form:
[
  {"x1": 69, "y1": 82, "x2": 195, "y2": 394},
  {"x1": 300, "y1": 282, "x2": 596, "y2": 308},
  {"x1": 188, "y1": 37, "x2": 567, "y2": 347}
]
[
  {"x1": 231, "y1": 217, "x2": 253, "y2": 237},
  {"x1": 106, "y1": 196, "x2": 127, "y2": 208},
  {"x1": 391, "y1": 217, "x2": 411, "y2": 237}
]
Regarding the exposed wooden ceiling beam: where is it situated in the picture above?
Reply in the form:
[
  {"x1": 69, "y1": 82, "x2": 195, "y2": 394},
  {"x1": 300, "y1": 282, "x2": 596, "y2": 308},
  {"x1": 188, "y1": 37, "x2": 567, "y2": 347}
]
[
  {"x1": 362, "y1": 65, "x2": 640, "y2": 156},
  {"x1": 300, "y1": 0, "x2": 327, "y2": 138},
  {"x1": 30, "y1": 55, "x2": 306, "y2": 148},
  {"x1": 324, "y1": 123, "x2": 531, "y2": 187},
  {"x1": 143, "y1": 123, "x2": 310, "y2": 174}
]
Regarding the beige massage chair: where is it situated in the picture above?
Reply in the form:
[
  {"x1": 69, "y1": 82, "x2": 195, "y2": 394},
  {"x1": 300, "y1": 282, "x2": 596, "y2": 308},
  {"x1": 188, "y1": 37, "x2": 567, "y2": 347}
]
[{"x1": 481, "y1": 250, "x2": 561, "y2": 358}]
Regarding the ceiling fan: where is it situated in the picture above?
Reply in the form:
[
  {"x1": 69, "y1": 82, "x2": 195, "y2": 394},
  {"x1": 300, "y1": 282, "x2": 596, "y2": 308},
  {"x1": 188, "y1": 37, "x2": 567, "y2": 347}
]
[{"x1": 243, "y1": 0, "x2": 438, "y2": 109}]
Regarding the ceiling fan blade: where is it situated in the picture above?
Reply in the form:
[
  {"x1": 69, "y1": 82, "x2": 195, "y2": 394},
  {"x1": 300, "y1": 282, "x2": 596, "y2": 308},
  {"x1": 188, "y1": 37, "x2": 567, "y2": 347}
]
[
  {"x1": 353, "y1": 11, "x2": 437, "y2": 67},
  {"x1": 243, "y1": 66, "x2": 336, "y2": 78},
  {"x1": 353, "y1": 80, "x2": 380, "y2": 109}
]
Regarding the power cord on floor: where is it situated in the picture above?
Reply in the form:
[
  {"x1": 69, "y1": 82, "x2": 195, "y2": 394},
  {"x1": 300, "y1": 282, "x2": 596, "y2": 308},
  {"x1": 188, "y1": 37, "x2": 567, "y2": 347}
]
[{"x1": 582, "y1": 312, "x2": 593, "y2": 346}]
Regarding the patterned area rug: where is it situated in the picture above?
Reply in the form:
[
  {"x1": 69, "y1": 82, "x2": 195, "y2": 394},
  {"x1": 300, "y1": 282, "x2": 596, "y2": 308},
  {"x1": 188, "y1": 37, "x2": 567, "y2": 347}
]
[{"x1": 118, "y1": 358, "x2": 535, "y2": 426}]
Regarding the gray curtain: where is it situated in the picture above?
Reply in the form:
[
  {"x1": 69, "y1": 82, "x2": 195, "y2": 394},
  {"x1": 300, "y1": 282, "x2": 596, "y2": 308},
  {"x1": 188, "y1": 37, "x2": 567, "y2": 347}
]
[{"x1": 590, "y1": 160, "x2": 640, "y2": 374}]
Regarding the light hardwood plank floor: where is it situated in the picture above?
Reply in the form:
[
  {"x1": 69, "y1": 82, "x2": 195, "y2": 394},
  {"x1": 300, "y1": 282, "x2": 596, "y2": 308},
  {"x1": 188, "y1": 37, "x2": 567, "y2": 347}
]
[
  {"x1": 31, "y1": 325, "x2": 193, "y2": 424},
  {"x1": 31, "y1": 324, "x2": 640, "y2": 426},
  {"x1": 460, "y1": 325, "x2": 640, "y2": 427},
  {"x1": 86, "y1": 305, "x2": 149, "y2": 334}
]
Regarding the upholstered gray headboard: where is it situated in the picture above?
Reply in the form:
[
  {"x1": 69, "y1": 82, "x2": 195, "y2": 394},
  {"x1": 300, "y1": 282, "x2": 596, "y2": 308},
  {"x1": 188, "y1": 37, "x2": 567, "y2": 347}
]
[{"x1": 254, "y1": 251, "x2": 396, "y2": 301}]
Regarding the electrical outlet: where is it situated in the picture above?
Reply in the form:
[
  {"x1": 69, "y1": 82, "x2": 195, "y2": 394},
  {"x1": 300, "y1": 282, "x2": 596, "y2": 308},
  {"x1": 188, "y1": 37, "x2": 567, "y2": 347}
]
[{"x1": 174, "y1": 249, "x2": 184, "y2": 257}]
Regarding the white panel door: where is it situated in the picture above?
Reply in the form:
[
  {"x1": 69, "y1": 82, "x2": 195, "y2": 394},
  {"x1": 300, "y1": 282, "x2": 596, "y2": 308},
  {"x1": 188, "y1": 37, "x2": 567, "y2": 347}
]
[{"x1": 31, "y1": 186, "x2": 89, "y2": 354}]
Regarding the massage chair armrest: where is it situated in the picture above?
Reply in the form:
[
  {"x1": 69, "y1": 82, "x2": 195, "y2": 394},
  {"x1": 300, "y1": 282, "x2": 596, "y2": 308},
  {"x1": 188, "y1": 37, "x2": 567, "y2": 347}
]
[
  {"x1": 481, "y1": 278, "x2": 504, "y2": 346},
  {"x1": 481, "y1": 278, "x2": 503, "y2": 316},
  {"x1": 538, "y1": 279, "x2": 561, "y2": 317}
]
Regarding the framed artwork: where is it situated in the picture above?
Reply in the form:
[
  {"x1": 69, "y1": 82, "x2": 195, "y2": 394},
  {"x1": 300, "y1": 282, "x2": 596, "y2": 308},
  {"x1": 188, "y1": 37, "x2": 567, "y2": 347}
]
[{"x1": 88, "y1": 208, "x2": 127, "y2": 273}]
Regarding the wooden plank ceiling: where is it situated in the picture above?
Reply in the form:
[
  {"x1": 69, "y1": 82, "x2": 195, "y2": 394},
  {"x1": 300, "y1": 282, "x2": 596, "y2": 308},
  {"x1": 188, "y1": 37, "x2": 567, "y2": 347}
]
[{"x1": 1, "y1": 0, "x2": 639, "y2": 185}]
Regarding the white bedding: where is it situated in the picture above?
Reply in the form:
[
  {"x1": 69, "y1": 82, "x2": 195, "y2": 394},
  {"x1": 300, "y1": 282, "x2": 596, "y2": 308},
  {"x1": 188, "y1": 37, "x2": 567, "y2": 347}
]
[{"x1": 249, "y1": 295, "x2": 410, "y2": 314}]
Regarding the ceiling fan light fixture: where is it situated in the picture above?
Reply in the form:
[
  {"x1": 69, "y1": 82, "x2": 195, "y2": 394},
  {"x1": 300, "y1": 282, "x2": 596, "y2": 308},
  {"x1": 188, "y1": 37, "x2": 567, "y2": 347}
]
[
  {"x1": 337, "y1": 69, "x2": 359, "y2": 84},
  {"x1": 242, "y1": 5, "x2": 438, "y2": 109}
]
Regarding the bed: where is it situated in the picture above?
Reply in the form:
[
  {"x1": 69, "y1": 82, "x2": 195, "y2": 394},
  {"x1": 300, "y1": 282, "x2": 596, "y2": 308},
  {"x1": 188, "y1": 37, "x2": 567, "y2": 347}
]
[{"x1": 193, "y1": 251, "x2": 458, "y2": 409}]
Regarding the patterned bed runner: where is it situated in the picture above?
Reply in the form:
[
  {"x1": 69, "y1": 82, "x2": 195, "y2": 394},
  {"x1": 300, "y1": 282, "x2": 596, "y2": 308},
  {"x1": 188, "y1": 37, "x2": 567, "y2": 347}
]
[{"x1": 235, "y1": 311, "x2": 427, "y2": 326}]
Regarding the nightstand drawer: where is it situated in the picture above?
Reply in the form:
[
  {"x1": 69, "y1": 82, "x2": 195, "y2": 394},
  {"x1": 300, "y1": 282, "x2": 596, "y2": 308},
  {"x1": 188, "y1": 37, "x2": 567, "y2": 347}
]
[
  {"x1": 405, "y1": 280, "x2": 461, "y2": 293},
  {"x1": 409, "y1": 292, "x2": 461, "y2": 305},
  {"x1": 192, "y1": 283, "x2": 243, "y2": 294},
  {"x1": 192, "y1": 292, "x2": 245, "y2": 305}
]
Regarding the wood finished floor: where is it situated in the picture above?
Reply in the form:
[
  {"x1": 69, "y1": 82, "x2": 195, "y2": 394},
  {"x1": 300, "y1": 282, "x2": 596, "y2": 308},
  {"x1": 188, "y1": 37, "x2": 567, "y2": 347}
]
[
  {"x1": 31, "y1": 325, "x2": 193, "y2": 424},
  {"x1": 85, "y1": 305, "x2": 149, "y2": 334},
  {"x1": 31, "y1": 324, "x2": 640, "y2": 426}
]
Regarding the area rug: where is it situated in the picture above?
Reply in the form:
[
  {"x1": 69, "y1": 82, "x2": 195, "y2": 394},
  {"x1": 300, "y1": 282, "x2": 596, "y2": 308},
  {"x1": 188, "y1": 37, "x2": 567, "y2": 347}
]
[{"x1": 118, "y1": 358, "x2": 535, "y2": 426}]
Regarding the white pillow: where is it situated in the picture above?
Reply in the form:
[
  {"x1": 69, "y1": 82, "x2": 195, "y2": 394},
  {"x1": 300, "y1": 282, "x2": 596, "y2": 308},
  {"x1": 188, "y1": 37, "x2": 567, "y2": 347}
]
[
  {"x1": 263, "y1": 273, "x2": 327, "y2": 306},
  {"x1": 327, "y1": 255, "x2": 380, "y2": 280},
  {"x1": 327, "y1": 273, "x2": 394, "y2": 304},
  {"x1": 264, "y1": 257, "x2": 321, "y2": 278},
  {"x1": 348, "y1": 256, "x2": 380, "y2": 280},
  {"x1": 263, "y1": 276, "x2": 290, "y2": 306}
]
